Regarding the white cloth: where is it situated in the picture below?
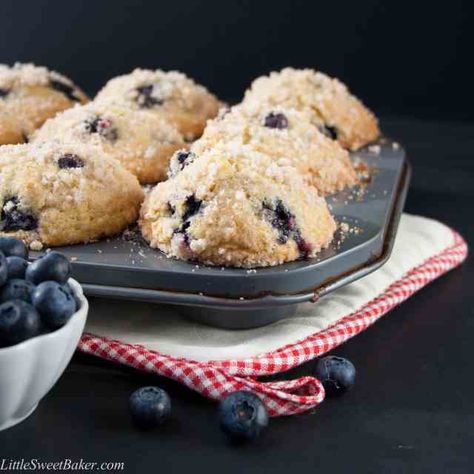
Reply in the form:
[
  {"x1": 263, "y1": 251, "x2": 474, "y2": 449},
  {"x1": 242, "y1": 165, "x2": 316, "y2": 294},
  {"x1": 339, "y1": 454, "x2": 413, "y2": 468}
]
[{"x1": 85, "y1": 214, "x2": 453, "y2": 361}]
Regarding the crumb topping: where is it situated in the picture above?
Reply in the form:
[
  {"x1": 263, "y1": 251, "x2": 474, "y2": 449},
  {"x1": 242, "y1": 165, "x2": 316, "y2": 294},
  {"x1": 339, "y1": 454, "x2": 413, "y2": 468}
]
[
  {"x1": 0, "y1": 63, "x2": 75, "y2": 88},
  {"x1": 242, "y1": 67, "x2": 380, "y2": 150},
  {"x1": 95, "y1": 68, "x2": 217, "y2": 111}
]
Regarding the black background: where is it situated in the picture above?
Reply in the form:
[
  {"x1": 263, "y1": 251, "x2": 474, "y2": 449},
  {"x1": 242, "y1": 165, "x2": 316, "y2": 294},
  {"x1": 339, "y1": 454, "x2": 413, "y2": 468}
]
[
  {"x1": 1, "y1": 0, "x2": 473, "y2": 121},
  {"x1": 1, "y1": 2, "x2": 474, "y2": 473}
]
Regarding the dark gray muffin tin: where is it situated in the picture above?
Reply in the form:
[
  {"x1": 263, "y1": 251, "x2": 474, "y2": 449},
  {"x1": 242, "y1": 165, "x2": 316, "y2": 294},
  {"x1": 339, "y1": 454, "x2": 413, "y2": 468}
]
[{"x1": 32, "y1": 140, "x2": 410, "y2": 329}]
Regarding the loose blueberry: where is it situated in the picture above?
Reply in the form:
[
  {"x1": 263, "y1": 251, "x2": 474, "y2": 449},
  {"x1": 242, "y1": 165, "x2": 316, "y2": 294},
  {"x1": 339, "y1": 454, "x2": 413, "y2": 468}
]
[
  {"x1": 31, "y1": 281, "x2": 76, "y2": 329},
  {"x1": 0, "y1": 88, "x2": 9, "y2": 99},
  {"x1": 319, "y1": 125, "x2": 338, "y2": 140},
  {"x1": 0, "y1": 300, "x2": 40, "y2": 347},
  {"x1": 264, "y1": 112, "x2": 288, "y2": 130},
  {"x1": 129, "y1": 386, "x2": 171, "y2": 429},
  {"x1": 218, "y1": 391, "x2": 269, "y2": 443},
  {"x1": 61, "y1": 282, "x2": 75, "y2": 297},
  {"x1": 135, "y1": 84, "x2": 163, "y2": 108},
  {"x1": 49, "y1": 79, "x2": 81, "y2": 102},
  {"x1": 0, "y1": 252, "x2": 7, "y2": 287},
  {"x1": 84, "y1": 116, "x2": 118, "y2": 142},
  {"x1": 315, "y1": 356, "x2": 356, "y2": 397},
  {"x1": 0, "y1": 197, "x2": 38, "y2": 232},
  {"x1": 57, "y1": 154, "x2": 85, "y2": 169},
  {"x1": 0, "y1": 279, "x2": 34, "y2": 304},
  {"x1": 26, "y1": 251, "x2": 71, "y2": 285},
  {"x1": 6, "y1": 256, "x2": 28, "y2": 279},
  {"x1": 0, "y1": 236, "x2": 28, "y2": 259}
]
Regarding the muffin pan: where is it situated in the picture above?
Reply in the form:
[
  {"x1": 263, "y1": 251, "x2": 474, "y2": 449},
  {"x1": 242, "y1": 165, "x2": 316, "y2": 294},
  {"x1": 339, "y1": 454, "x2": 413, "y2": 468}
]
[{"x1": 31, "y1": 140, "x2": 410, "y2": 329}]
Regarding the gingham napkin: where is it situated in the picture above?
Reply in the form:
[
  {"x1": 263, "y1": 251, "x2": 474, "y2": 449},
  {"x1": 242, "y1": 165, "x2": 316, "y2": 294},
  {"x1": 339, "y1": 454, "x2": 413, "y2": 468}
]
[{"x1": 79, "y1": 214, "x2": 467, "y2": 416}]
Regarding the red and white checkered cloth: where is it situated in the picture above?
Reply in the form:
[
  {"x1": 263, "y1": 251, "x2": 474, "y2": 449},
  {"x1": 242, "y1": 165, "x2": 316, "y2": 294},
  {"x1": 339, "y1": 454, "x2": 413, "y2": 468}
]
[{"x1": 79, "y1": 226, "x2": 467, "y2": 417}]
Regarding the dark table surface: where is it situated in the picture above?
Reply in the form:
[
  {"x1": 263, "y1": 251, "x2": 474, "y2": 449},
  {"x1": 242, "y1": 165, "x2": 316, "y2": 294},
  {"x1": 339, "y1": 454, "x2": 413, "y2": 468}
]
[{"x1": 1, "y1": 117, "x2": 473, "y2": 473}]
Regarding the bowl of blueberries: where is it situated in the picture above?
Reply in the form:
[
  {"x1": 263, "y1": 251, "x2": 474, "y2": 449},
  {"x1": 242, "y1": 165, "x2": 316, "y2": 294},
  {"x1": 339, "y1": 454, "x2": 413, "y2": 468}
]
[{"x1": 0, "y1": 236, "x2": 88, "y2": 431}]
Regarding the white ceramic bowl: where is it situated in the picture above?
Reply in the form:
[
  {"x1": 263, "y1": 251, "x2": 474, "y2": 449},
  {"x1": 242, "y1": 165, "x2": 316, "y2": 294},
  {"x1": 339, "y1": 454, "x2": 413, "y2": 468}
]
[{"x1": 0, "y1": 278, "x2": 88, "y2": 431}]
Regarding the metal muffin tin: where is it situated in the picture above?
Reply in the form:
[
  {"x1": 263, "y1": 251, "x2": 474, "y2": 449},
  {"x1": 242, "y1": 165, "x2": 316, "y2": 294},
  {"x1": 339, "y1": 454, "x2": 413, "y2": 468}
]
[{"x1": 32, "y1": 140, "x2": 410, "y2": 329}]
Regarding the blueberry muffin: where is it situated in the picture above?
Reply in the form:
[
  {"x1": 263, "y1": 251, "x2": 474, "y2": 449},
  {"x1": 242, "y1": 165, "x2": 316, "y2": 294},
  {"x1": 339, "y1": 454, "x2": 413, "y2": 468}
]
[
  {"x1": 176, "y1": 104, "x2": 357, "y2": 195},
  {"x1": 0, "y1": 63, "x2": 88, "y2": 145},
  {"x1": 140, "y1": 142, "x2": 336, "y2": 268},
  {"x1": 0, "y1": 109, "x2": 24, "y2": 145},
  {"x1": 94, "y1": 68, "x2": 220, "y2": 142},
  {"x1": 33, "y1": 102, "x2": 185, "y2": 184},
  {"x1": 242, "y1": 68, "x2": 379, "y2": 151},
  {"x1": 0, "y1": 142, "x2": 144, "y2": 248}
]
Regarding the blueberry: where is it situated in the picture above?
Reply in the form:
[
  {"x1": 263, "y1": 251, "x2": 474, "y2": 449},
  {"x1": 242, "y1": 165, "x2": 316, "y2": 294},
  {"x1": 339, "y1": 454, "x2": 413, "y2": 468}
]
[
  {"x1": 62, "y1": 283, "x2": 78, "y2": 309},
  {"x1": 173, "y1": 220, "x2": 191, "y2": 246},
  {"x1": 0, "y1": 88, "x2": 9, "y2": 99},
  {"x1": 263, "y1": 199, "x2": 296, "y2": 244},
  {"x1": 264, "y1": 112, "x2": 288, "y2": 129},
  {"x1": 175, "y1": 150, "x2": 195, "y2": 171},
  {"x1": 0, "y1": 279, "x2": 34, "y2": 304},
  {"x1": 218, "y1": 391, "x2": 269, "y2": 443},
  {"x1": 167, "y1": 202, "x2": 176, "y2": 215},
  {"x1": 173, "y1": 195, "x2": 202, "y2": 245},
  {"x1": 315, "y1": 356, "x2": 356, "y2": 397},
  {"x1": 84, "y1": 116, "x2": 118, "y2": 142},
  {"x1": 0, "y1": 300, "x2": 40, "y2": 347},
  {"x1": 0, "y1": 252, "x2": 7, "y2": 287},
  {"x1": 319, "y1": 125, "x2": 338, "y2": 140},
  {"x1": 61, "y1": 282, "x2": 75, "y2": 299},
  {"x1": 0, "y1": 197, "x2": 38, "y2": 232},
  {"x1": 294, "y1": 230, "x2": 313, "y2": 259},
  {"x1": 169, "y1": 151, "x2": 198, "y2": 178},
  {"x1": 135, "y1": 84, "x2": 163, "y2": 108},
  {"x1": 129, "y1": 386, "x2": 171, "y2": 429},
  {"x1": 31, "y1": 281, "x2": 76, "y2": 329},
  {"x1": 0, "y1": 236, "x2": 28, "y2": 259},
  {"x1": 182, "y1": 195, "x2": 202, "y2": 221},
  {"x1": 262, "y1": 199, "x2": 311, "y2": 256},
  {"x1": 57, "y1": 154, "x2": 85, "y2": 169},
  {"x1": 6, "y1": 256, "x2": 28, "y2": 279},
  {"x1": 49, "y1": 79, "x2": 81, "y2": 102},
  {"x1": 26, "y1": 251, "x2": 71, "y2": 285}
]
